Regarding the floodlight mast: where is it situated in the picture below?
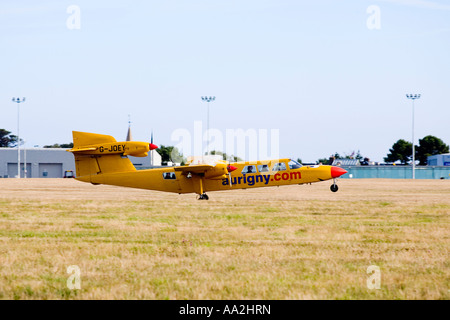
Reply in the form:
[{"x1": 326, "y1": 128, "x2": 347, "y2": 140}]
[
  {"x1": 201, "y1": 96, "x2": 216, "y2": 155},
  {"x1": 11, "y1": 97, "x2": 26, "y2": 178},
  {"x1": 406, "y1": 93, "x2": 421, "y2": 180}
]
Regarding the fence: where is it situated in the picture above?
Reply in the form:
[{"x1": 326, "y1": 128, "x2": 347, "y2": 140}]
[{"x1": 339, "y1": 166, "x2": 450, "y2": 179}]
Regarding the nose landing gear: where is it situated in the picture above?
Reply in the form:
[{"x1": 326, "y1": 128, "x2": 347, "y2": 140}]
[{"x1": 330, "y1": 179, "x2": 339, "y2": 192}]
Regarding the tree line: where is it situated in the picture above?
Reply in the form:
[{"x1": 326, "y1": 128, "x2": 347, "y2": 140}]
[
  {"x1": 0, "y1": 129, "x2": 74, "y2": 148},
  {"x1": 315, "y1": 135, "x2": 448, "y2": 165},
  {"x1": 384, "y1": 135, "x2": 449, "y2": 165}
]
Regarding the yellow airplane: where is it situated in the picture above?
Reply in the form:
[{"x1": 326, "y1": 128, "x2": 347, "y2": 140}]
[{"x1": 68, "y1": 131, "x2": 347, "y2": 200}]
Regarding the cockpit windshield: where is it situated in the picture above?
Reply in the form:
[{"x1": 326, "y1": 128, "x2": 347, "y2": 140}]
[{"x1": 288, "y1": 159, "x2": 302, "y2": 169}]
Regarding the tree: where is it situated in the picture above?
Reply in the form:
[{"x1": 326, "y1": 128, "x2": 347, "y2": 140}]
[
  {"x1": 317, "y1": 152, "x2": 342, "y2": 165},
  {"x1": 354, "y1": 150, "x2": 364, "y2": 160},
  {"x1": 0, "y1": 129, "x2": 19, "y2": 147},
  {"x1": 316, "y1": 157, "x2": 330, "y2": 165},
  {"x1": 43, "y1": 143, "x2": 74, "y2": 148},
  {"x1": 384, "y1": 139, "x2": 412, "y2": 164},
  {"x1": 156, "y1": 145, "x2": 186, "y2": 165},
  {"x1": 210, "y1": 150, "x2": 243, "y2": 162},
  {"x1": 416, "y1": 135, "x2": 449, "y2": 165}
]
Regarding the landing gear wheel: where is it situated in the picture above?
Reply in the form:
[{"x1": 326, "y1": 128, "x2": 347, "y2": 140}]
[
  {"x1": 330, "y1": 184, "x2": 339, "y2": 192},
  {"x1": 197, "y1": 193, "x2": 209, "y2": 200}
]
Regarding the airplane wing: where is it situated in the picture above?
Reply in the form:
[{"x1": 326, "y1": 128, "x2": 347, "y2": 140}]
[
  {"x1": 173, "y1": 165, "x2": 214, "y2": 174},
  {"x1": 174, "y1": 163, "x2": 236, "y2": 180}
]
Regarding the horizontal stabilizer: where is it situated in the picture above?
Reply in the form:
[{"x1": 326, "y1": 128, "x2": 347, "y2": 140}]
[{"x1": 68, "y1": 147, "x2": 97, "y2": 153}]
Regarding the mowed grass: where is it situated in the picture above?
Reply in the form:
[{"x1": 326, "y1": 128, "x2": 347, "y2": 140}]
[{"x1": 0, "y1": 178, "x2": 448, "y2": 300}]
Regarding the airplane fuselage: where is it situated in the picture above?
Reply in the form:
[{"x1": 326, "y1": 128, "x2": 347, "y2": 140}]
[
  {"x1": 69, "y1": 132, "x2": 347, "y2": 199},
  {"x1": 75, "y1": 158, "x2": 344, "y2": 195}
]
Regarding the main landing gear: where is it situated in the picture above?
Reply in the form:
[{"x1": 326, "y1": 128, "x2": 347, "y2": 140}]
[
  {"x1": 197, "y1": 193, "x2": 209, "y2": 200},
  {"x1": 330, "y1": 179, "x2": 339, "y2": 192}
]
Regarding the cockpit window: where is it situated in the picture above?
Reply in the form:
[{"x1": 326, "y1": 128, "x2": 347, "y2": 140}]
[
  {"x1": 163, "y1": 172, "x2": 176, "y2": 179},
  {"x1": 241, "y1": 165, "x2": 257, "y2": 174},
  {"x1": 258, "y1": 164, "x2": 269, "y2": 172},
  {"x1": 272, "y1": 162, "x2": 287, "y2": 171},
  {"x1": 288, "y1": 160, "x2": 302, "y2": 169}
]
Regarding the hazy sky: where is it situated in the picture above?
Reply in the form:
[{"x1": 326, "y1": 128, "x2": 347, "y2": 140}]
[{"x1": 1, "y1": 0, "x2": 449, "y2": 162}]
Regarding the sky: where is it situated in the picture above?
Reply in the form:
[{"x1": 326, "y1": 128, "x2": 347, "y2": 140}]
[{"x1": 1, "y1": 0, "x2": 449, "y2": 163}]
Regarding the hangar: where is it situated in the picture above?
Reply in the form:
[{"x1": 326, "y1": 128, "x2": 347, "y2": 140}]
[
  {"x1": 427, "y1": 153, "x2": 450, "y2": 166},
  {"x1": 0, "y1": 148, "x2": 161, "y2": 178}
]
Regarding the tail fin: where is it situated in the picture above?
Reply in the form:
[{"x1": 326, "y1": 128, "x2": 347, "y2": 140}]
[
  {"x1": 70, "y1": 131, "x2": 136, "y2": 182},
  {"x1": 73, "y1": 131, "x2": 116, "y2": 148}
]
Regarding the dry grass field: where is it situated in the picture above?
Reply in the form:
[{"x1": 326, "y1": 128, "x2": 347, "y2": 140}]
[{"x1": 0, "y1": 178, "x2": 448, "y2": 300}]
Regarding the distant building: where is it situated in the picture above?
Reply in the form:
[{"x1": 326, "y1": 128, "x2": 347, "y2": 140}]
[
  {"x1": 132, "y1": 149, "x2": 162, "y2": 169},
  {"x1": 427, "y1": 153, "x2": 450, "y2": 166},
  {"x1": 332, "y1": 158, "x2": 360, "y2": 166},
  {"x1": 0, "y1": 148, "x2": 75, "y2": 178},
  {"x1": 0, "y1": 148, "x2": 162, "y2": 178}
]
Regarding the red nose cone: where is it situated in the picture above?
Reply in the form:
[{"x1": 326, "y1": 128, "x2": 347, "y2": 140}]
[
  {"x1": 149, "y1": 143, "x2": 158, "y2": 150},
  {"x1": 227, "y1": 165, "x2": 237, "y2": 172},
  {"x1": 331, "y1": 166, "x2": 347, "y2": 178}
]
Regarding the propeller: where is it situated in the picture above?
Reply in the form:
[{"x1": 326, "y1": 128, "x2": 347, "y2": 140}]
[
  {"x1": 226, "y1": 157, "x2": 237, "y2": 187},
  {"x1": 149, "y1": 131, "x2": 158, "y2": 150},
  {"x1": 149, "y1": 131, "x2": 158, "y2": 167}
]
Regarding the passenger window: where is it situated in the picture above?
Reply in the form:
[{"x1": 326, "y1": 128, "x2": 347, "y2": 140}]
[
  {"x1": 258, "y1": 164, "x2": 269, "y2": 172},
  {"x1": 163, "y1": 172, "x2": 176, "y2": 179},
  {"x1": 272, "y1": 162, "x2": 287, "y2": 171},
  {"x1": 241, "y1": 165, "x2": 257, "y2": 174},
  {"x1": 288, "y1": 160, "x2": 302, "y2": 169}
]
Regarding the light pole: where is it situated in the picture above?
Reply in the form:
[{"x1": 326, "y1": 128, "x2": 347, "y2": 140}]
[
  {"x1": 201, "y1": 96, "x2": 215, "y2": 155},
  {"x1": 11, "y1": 97, "x2": 26, "y2": 178},
  {"x1": 406, "y1": 93, "x2": 421, "y2": 179},
  {"x1": 24, "y1": 140, "x2": 27, "y2": 178}
]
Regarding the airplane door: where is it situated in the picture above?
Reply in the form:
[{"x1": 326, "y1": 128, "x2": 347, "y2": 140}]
[{"x1": 162, "y1": 171, "x2": 182, "y2": 192}]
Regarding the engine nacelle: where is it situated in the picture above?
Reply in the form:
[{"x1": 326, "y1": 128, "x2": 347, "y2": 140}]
[{"x1": 204, "y1": 162, "x2": 229, "y2": 179}]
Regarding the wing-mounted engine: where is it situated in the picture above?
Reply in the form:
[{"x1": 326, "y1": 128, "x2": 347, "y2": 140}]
[{"x1": 178, "y1": 155, "x2": 237, "y2": 179}]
